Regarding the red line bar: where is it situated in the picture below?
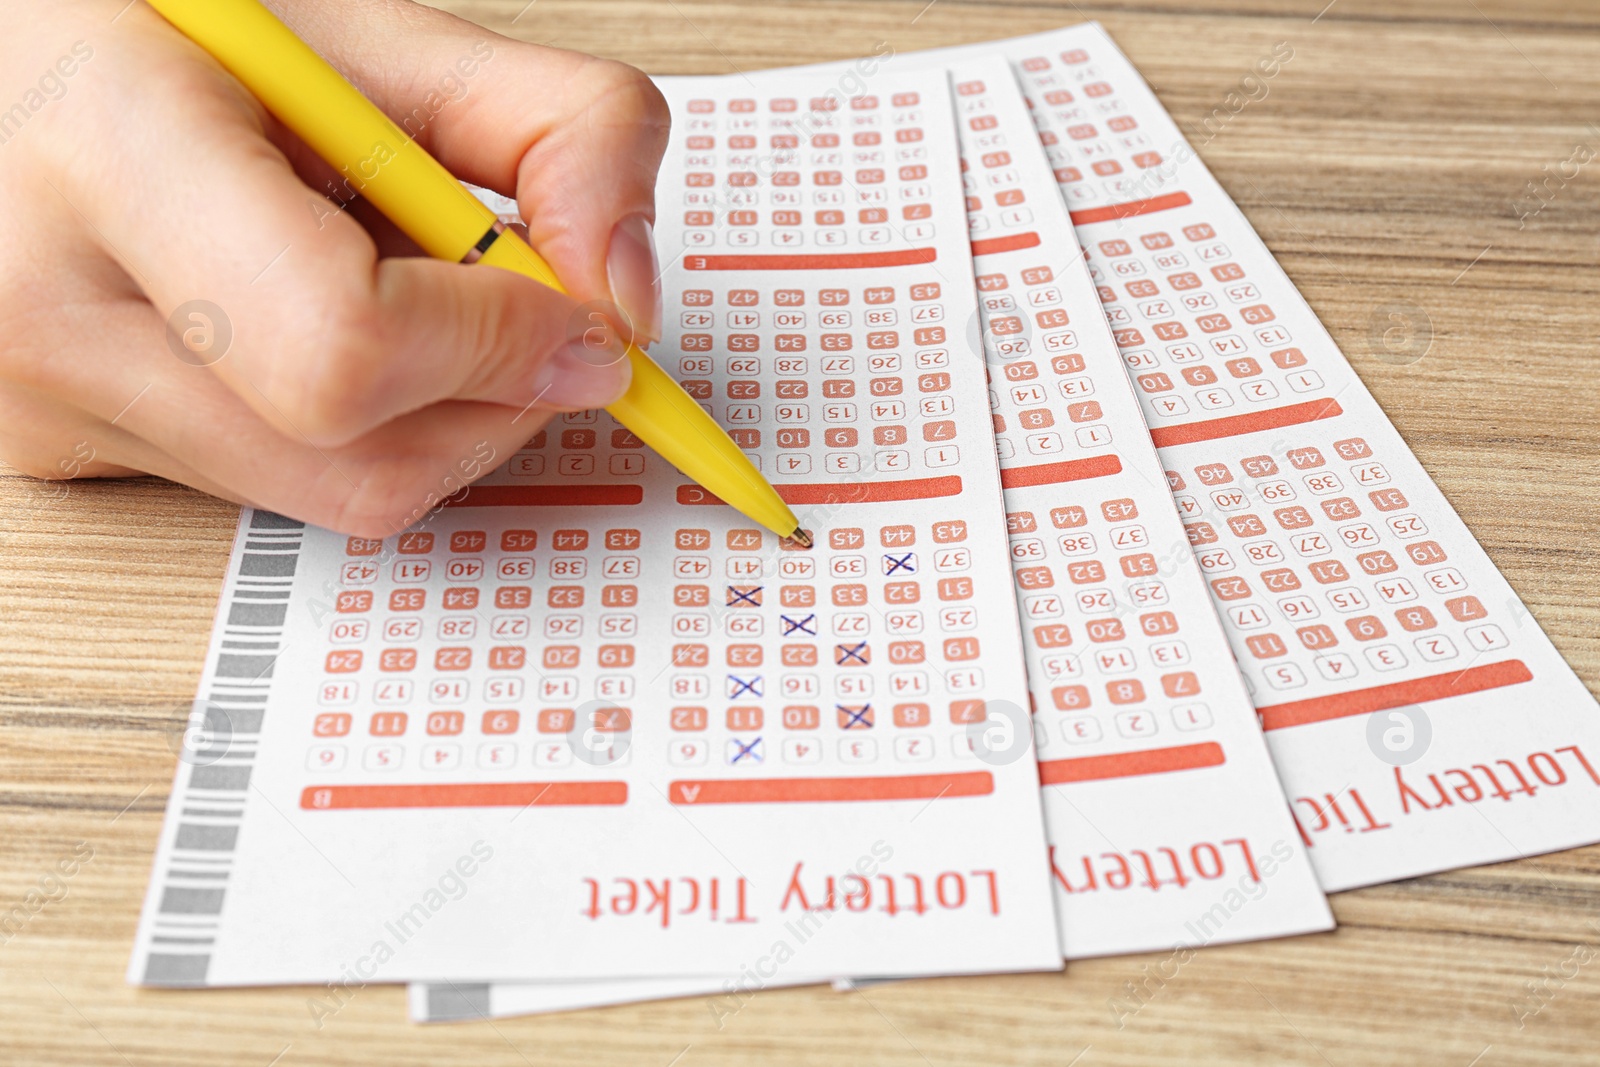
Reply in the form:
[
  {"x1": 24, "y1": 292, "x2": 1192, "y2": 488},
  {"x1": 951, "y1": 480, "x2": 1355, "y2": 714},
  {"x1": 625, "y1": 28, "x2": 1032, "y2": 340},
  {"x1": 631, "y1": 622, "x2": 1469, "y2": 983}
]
[
  {"x1": 1038, "y1": 742, "x2": 1225, "y2": 785},
  {"x1": 676, "y1": 475, "x2": 962, "y2": 508},
  {"x1": 1069, "y1": 191, "x2": 1194, "y2": 225},
  {"x1": 442, "y1": 484, "x2": 644, "y2": 508},
  {"x1": 1000, "y1": 454, "x2": 1122, "y2": 489},
  {"x1": 970, "y1": 231, "x2": 1042, "y2": 257},
  {"x1": 668, "y1": 771, "x2": 993, "y2": 804},
  {"x1": 1148, "y1": 399, "x2": 1344, "y2": 448},
  {"x1": 300, "y1": 781, "x2": 628, "y2": 810},
  {"x1": 682, "y1": 248, "x2": 937, "y2": 270},
  {"x1": 1258, "y1": 659, "x2": 1535, "y2": 732}
]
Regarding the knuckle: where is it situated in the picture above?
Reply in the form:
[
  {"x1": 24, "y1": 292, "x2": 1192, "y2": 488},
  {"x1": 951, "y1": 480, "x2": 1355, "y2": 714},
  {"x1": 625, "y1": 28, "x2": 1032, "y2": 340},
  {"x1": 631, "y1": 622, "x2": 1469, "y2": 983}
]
[
  {"x1": 578, "y1": 57, "x2": 671, "y2": 132},
  {"x1": 0, "y1": 433, "x2": 81, "y2": 481},
  {"x1": 461, "y1": 278, "x2": 565, "y2": 397},
  {"x1": 293, "y1": 469, "x2": 402, "y2": 540},
  {"x1": 0, "y1": 446, "x2": 64, "y2": 481},
  {"x1": 0, "y1": 389, "x2": 97, "y2": 481},
  {"x1": 320, "y1": 454, "x2": 461, "y2": 539},
  {"x1": 268, "y1": 283, "x2": 387, "y2": 444}
]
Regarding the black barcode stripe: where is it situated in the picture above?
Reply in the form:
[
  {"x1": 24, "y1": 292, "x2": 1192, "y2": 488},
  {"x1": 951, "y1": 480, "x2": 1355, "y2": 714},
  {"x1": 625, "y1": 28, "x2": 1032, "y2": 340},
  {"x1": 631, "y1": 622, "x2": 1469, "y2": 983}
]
[{"x1": 142, "y1": 509, "x2": 302, "y2": 987}]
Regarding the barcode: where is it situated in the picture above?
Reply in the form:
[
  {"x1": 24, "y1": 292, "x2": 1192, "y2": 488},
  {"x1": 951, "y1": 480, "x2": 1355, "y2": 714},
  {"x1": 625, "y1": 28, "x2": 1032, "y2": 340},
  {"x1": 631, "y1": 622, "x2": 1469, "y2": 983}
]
[
  {"x1": 423, "y1": 983, "x2": 492, "y2": 1022},
  {"x1": 141, "y1": 509, "x2": 303, "y2": 987}
]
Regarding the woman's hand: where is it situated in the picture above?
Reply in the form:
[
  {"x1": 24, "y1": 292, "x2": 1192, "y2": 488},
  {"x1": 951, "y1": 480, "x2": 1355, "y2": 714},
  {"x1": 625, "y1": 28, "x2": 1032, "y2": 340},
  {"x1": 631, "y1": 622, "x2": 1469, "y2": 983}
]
[{"x1": 0, "y1": 0, "x2": 669, "y2": 535}]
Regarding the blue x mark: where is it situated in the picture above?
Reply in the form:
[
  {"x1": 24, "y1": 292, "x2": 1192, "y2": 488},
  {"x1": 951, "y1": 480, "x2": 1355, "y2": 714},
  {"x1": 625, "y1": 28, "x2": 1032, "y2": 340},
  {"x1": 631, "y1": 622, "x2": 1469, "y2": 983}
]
[
  {"x1": 883, "y1": 552, "x2": 917, "y2": 575},
  {"x1": 730, "y1": 737, "x2": 764, "y2": 764},
  {"x1": 835, "y1": 642, "x2": 870, "y2": 666},
  {"x1": 728, "y1": 675, "x2": 763, "y2": 698},
  {"x1": 838, "y1": 704, "x2": 874, "y2": 730},
  {"x1": 782, "y1": 614, "x2": 817, "y2": 637},
  {"x1": 726, "y1": 585, "x2": 763, "y2": 607}
]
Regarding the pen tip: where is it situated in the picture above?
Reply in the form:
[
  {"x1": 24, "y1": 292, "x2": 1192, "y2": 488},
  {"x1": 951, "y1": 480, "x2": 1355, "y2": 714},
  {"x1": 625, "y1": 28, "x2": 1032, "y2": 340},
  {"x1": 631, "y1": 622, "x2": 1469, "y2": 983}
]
[{"x1": 788, "y1": 528, "x2": 814, "y2": 549}]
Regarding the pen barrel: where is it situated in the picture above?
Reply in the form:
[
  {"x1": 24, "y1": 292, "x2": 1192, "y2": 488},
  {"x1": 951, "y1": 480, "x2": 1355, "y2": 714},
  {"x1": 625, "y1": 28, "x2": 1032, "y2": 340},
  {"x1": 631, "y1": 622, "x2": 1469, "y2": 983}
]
[
  {"x1": 610, "y1": 351, "x2": 800, "y2": 538},
  {"x1": 147, "y1": 0, "x2": 502, "y2": 264}
]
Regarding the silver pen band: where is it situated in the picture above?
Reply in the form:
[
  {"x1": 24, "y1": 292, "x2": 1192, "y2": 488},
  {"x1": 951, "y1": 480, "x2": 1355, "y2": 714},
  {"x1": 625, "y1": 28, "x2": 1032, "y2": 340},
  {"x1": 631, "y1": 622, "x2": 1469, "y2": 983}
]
[{"x1": 461, "y1": 220, "x2": 507, "y2": 264}]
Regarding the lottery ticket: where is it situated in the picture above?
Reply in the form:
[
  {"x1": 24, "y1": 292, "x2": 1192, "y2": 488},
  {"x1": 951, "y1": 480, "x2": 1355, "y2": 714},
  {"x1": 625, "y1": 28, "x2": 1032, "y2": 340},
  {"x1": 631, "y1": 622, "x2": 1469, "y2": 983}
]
[
  {"x1": 893, "y1": 53, "x2": 1330, "y2": 958},
  {"x1": 979, "y1": 23, "x2": 1600, "y2": 889},
  {"x1": 127, "y1": 67, "x2": 1062, "y2": 987}
]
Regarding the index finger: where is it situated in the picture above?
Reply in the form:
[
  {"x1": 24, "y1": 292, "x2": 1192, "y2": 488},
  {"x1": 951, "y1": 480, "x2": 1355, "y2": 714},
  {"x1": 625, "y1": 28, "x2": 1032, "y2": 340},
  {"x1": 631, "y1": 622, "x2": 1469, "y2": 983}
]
[{"x1": 274, "y1": 1, "x2": 671, "y2": 341}]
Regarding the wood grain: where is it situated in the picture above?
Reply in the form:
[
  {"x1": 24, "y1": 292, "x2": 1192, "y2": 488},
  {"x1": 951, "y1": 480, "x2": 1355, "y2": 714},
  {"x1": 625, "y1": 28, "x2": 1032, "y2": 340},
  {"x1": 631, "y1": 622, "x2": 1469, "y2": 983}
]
[{"x1": 3, "y1": 0, "x2": 1599, "y2": 1062}]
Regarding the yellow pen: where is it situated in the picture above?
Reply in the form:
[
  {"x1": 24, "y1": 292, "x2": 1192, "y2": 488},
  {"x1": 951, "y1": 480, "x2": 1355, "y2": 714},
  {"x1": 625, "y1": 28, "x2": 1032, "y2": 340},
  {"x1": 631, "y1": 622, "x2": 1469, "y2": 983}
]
[{"x1": 147, "y1": 0, "x2": 810, "y2": 546}]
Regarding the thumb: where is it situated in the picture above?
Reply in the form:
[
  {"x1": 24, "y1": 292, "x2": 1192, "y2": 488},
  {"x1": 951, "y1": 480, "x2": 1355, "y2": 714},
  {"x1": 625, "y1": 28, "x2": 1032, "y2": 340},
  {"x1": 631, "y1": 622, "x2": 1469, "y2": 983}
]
[
  {"x1": 268, "y1": 0, "x2": 670, "y2": 342},
  {"x1": 234, "y1": 248, "x2": 633, "y2": 449}
]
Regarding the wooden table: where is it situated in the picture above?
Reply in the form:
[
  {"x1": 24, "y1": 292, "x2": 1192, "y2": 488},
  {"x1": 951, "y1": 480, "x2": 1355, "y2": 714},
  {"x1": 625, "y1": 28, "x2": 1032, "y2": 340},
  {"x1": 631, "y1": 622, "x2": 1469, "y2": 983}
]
[{"x1": 4, "y1": 0, "x2": 1598, "y2": 1062}]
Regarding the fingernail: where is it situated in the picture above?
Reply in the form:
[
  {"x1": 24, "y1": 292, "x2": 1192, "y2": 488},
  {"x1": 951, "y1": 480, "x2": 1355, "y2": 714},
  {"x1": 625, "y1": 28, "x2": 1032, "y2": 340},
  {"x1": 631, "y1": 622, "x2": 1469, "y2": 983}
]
[
  {"x1": 606, "y1": 213, "x2": 663, "y2": 343},
  {"x1": 531, "y1": 335, "x2": 633, "y2": 411}
]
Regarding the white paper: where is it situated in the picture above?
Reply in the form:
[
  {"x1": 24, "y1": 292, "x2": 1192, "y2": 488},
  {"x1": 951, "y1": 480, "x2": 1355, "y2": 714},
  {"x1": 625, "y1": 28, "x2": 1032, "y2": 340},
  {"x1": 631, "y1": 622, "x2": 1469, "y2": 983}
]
[
  {"x1": 912, "y1": 53, "x2": 1330, "y2": 957},
  {"x1": 993, "y1": 24, "x2": 1600, "y2": 890}
]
